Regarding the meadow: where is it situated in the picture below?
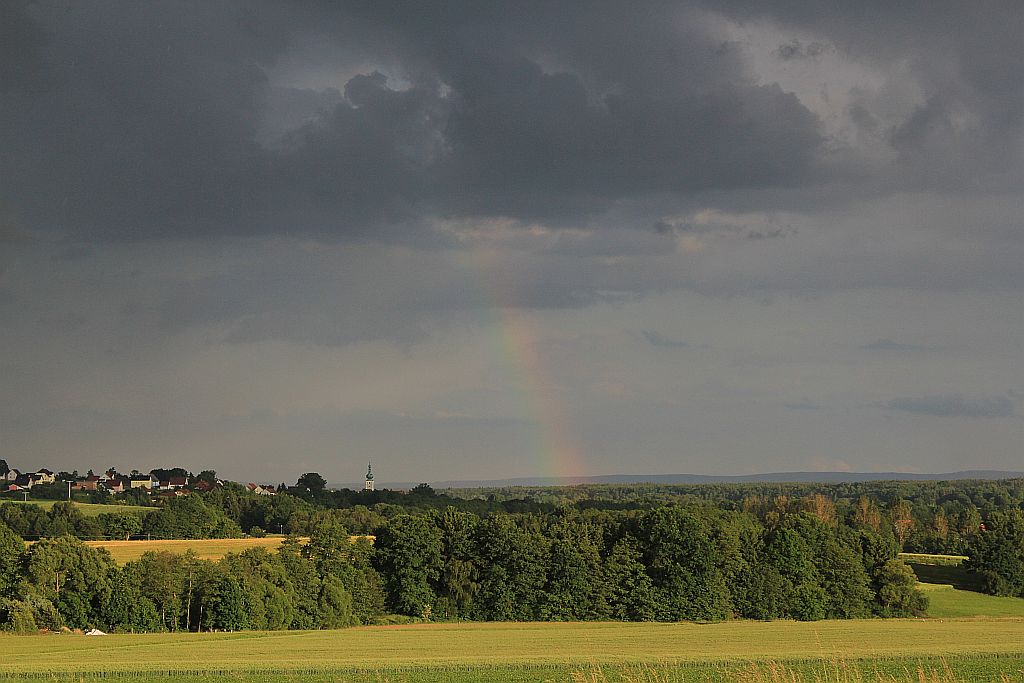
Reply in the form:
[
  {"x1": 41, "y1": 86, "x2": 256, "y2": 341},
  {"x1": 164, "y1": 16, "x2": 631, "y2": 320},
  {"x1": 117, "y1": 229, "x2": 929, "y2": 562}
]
[
  {"x1": 897, "y1": 552, "x2": 969, "y2": 567},
  {"x1": 921, "y1": 582, "x2": 1024, "y2": 618},
  {"x1": 0, "y1": 620, "x2": 1023, "y2": 682},
  {"x1": 3, "y1": 547, "x2": 1023, "y2": 681}
]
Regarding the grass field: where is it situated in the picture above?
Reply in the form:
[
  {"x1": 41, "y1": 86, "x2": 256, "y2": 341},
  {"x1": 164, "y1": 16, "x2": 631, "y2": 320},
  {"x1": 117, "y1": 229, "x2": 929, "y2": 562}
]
[
  {"x1": 909, "y1": 562, "x2": 988, "y2": 591},
  {"x1": 921, "y1": 582, "x2": 1024, "y2": 618},
  {"x1": 1, "y1": 499, "x2": 155, "y2": 516},
  {"x1": 0, "y1": 620, "x2": 1022, "y2": 682},
  {"x1": 898, "y1": 552, "x2": 969, "y2": 566}
]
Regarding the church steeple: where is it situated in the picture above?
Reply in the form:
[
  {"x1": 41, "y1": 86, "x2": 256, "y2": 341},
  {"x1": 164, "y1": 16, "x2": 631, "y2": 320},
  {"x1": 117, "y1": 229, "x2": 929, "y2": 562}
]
[{"x1": 364, "y1": 461, "x2": 375, "y2": 491}]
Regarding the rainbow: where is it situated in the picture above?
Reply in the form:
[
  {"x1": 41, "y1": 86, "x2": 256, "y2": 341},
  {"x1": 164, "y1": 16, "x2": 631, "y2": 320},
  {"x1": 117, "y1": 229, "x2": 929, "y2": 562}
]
[{"x1": 463, "y1": 247, "x2": 588, "y2": 480}]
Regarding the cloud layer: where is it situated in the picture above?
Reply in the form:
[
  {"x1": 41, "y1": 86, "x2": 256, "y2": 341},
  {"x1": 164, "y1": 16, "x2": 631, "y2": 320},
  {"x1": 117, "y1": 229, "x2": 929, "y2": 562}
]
[
  {"x1": 4, "y1": 1, "x2": 1023, "y2": 244},
  {"x1": 2, "y1": 2, "x2": 1023, "y2": 480},
  {"x1": 885, "y1": 395, "x2": 1015, "y2": 419}
]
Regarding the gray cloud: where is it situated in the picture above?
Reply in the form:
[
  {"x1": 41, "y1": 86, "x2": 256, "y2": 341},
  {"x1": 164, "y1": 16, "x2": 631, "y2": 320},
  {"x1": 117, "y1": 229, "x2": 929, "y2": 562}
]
[
  {"x1": 3, "y1": 2, "x2": 1024, "y2": 479},
  {"x1": 860, "y1": 339, "x2": 929, "y2": 352},
  {"x1": 884, "y1": 395, "x2": 1015, "y2": 418},
  {"x1": 774, "y1": 40, "x2": 833, "y2": 61},
  {"x1": 642, "y1": 331, "x2": 691, "y2": 349},
  {"x1": 0, "y1": 1, "x2": 825, "y2": 242},
  {"x1": 3, "y1": 1, "x2": 1022, "y2": 253}
]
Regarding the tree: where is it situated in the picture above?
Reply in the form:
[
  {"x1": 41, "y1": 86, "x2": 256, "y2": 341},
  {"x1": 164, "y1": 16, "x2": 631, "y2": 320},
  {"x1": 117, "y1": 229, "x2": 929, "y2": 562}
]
[
  {"x1": 143, "y1": 496, "x2": 242, "y2": 540},
  {"x1": 102, "y1": 566, "x2": 162, "y2": 632},
  {"x1": 436, "y1": 507, "x2": 479, "y2": 619},
  {"x1": 785, "y1": 515, "x2": 873, "y2": 619},
  {"x1": 98, "y1": 512, "x2": 143, "y2": 541},
  {"x1": 11, "y1": 500, "x2": 107, "y2": 539},
  {"x1": 801, "y1": 494, "x2": 838, "y2": 527},
  {"x1": 636, "y1": 508, "x2": 731, "y2": 622},
  {"x1": 852, "y1": 496, "x2": 882, "y2": 532},
  {"x1": 0, "y1": 521, "x2": 22, "y2": 598},
  {"x1": 604, "y1": 537, "x2": 655, "y2": 621},
  {"x1": 23, "y1": 536, "x2": 115, "y2": 629},
  {"x1": 206, "y1": 573, "x2": 245, "y2": 631},
  {"x1": 410, "y1": 483, "x2": 437, "y2": 498},
  {"x1": 967, "y1": 509, "x2": 1024, "y2": 596},
  {"x1": 126, "y1": 551, "x2": 189, "y2": 630},
  {"x1": 540, "y1": 520, "x2": 609, "y2": 620},
  {"x1": 891, "y1": 500, "x2": 915, "y2": 548},
  {"x1": 0, "y1": 595, "x2": 60, "y2": 632},
  {"x1": 473, "y1": 515, "x2": 548, "y2": 621},
  {"x1": 150, "y1": 467, "x2": 189, "y2": 481},
  {"x1": 317, "y1": 575, "x2": 354, "y2": 628},
  {"x1": 0, "y1": 460, "x2": 8, "y2": 477},
  {"x1": 763, "y1": 526, "x2": 827, "y2": 621},
  {"x1": 345, "y1": 538, "x2": 386, "y2": 624},
  {"x1": 296, "y1": 473, "x2": 327, "y2": 493},
  {"x1": 874, "y1": 559, "x2": 928, "y2": 616},
  {"x1": 932, "y1": 509, "x2": 949, "y2": 540},
  {"x1": 304, "y1": 521, "x2": 351, "y2": 574},
  {"x1": 373, "y1": 514, "x2": 442, "y2": 617}
]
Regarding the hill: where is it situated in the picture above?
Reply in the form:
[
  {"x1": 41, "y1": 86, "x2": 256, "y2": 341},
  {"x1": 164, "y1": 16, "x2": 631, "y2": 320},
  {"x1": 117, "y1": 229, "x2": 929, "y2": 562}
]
[{"x1": 346, "y1": 470, "x2": 1024, "y2": 489}]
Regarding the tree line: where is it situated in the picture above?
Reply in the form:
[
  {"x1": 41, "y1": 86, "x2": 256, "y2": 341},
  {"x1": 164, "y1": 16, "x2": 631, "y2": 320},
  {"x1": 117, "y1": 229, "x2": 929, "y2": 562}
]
[
  {"x1": 0, "y1": 499, "x2": 931, "y2": 632},
  {"x1": 2, "y1": 475, "x2": 1022, "y2": 634}
]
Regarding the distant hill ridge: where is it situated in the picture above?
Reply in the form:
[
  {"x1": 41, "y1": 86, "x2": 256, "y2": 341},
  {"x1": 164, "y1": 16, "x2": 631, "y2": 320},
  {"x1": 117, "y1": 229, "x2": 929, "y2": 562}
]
[{"x1": 342, "y1": 470, "x2": 1024, "y2": 490}]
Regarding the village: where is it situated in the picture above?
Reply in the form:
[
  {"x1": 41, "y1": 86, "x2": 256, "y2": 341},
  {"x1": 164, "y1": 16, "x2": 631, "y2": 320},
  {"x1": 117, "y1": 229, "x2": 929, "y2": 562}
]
[{"x1": 0, "y1": 461, "x2": 279, "y2": 500}]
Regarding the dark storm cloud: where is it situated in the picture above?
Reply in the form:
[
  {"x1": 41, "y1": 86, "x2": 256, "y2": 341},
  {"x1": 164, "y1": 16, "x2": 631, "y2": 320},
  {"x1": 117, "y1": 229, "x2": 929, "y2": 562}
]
[
  {"x1": 1, "y1": 1, "x2": 1022, "y2": 293},
  {"x1": 710, "y1": 0, "x2": 1024, "y2": 190},
  {"x1": 884, "y1": 395, "x2": 1015, "y2": 419},
  {"x1": 774, "y1": 40, "x2": 833, "y2": 61},
  {"x1": 1, "y1": 1, "x2": 828, "y2": 242}
]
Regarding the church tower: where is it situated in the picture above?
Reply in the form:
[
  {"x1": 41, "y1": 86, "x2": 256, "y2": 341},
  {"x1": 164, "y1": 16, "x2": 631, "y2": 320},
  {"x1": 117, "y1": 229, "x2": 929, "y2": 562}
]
[{"x1": 364, "y1": 461, "x2": 375, "y2": 491}]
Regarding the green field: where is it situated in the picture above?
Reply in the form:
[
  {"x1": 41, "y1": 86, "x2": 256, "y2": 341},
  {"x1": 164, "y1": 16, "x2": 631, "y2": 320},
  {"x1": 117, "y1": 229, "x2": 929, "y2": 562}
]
[
  {"x1": 898, "y1": 552, "x2": 969, "y2": 567},
  {"x1": 0, "y1": 620, "x2": 1022, "y2": 682},
  {"x1": 2, "y1": 499, "x2": 155, "y2": 516},
  {"x1": 922, "y1": 582, "x2": 1024, "y2": 618}
]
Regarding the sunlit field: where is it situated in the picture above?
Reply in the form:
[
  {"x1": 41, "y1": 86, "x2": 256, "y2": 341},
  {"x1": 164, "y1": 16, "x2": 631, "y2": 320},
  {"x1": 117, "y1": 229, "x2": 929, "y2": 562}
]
[
  {"x1": 80, "y1": 536, "x2": 300, "y2": 563},
  {"x1": 921, "y1": 582, "x2": 1024, "y2": 618},
  {"x1": 1, "y1": 619, "x2": 1023, "y2": 682}
]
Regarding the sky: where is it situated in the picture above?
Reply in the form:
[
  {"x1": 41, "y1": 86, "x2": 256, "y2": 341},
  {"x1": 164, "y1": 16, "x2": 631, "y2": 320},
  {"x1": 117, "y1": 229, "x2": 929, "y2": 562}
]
[{"x1": 1, "y1": 1, "x2": 1022, "y2": 485}]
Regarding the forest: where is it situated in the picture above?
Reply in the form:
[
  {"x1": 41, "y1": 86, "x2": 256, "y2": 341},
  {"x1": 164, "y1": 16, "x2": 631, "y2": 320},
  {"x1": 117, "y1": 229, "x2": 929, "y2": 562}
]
[{"x1": 1, "y1": 477, "x2": 1022, "y2": 633}]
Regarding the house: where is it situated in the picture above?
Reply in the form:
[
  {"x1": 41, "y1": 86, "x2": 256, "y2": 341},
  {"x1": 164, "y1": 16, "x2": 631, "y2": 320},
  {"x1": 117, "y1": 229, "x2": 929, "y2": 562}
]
[
  {"x1": 12, "y1": 473, "x2": 35, "y2": 489},
  {"x1": 246, "y1": 483, "x2": 275, "y2": 496},
  {"x1": 73, "y1": 475, "x2": 101, "y2": 492},
  {"x1": 34, "y1": 469, "x2": 56, "y2": 485},
  {"x1": 3, "y1": 469, "x2": 20, "y2": 482},
  {"x1": 158, "y1": 476, "x2": 189, "y2": 491},
  {"x1": 129, "y1": 476, "x2": 154, "y2": 490},
  {"x1": 102, "y1": 478, "x2": 126, "y2": 494}
]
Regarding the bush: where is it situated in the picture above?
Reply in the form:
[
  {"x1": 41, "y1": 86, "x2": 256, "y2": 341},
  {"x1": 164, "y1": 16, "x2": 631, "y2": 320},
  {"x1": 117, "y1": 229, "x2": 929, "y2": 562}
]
[{"x1": 0, "y1": 595, "x2": 61, "y2": 632}]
